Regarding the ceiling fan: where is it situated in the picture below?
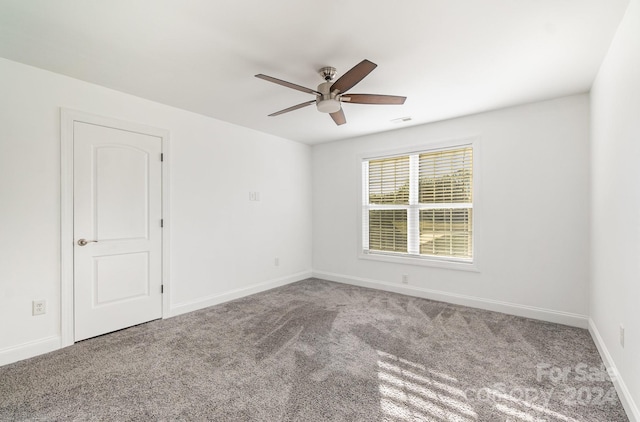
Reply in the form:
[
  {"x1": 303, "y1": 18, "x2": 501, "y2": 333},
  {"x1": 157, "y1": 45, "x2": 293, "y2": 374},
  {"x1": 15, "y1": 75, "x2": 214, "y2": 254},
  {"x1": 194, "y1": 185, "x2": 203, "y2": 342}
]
[{"x1": 255, "y1": 59, "x2": 406, "y2": 126}]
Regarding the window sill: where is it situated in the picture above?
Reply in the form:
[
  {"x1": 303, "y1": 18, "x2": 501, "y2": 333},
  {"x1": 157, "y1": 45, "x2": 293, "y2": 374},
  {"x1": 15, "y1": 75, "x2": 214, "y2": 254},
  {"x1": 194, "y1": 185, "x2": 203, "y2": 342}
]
[{"x1": 359, "y1": 251, "x2": 479, "y2": 272}]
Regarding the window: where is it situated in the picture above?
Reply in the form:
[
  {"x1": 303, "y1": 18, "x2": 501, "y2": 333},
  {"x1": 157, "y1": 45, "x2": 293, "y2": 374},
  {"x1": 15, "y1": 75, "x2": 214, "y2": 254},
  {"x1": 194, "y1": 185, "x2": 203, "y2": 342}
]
[{"x1": 362, "y1": 143, "x2": 474, "y2": 266}]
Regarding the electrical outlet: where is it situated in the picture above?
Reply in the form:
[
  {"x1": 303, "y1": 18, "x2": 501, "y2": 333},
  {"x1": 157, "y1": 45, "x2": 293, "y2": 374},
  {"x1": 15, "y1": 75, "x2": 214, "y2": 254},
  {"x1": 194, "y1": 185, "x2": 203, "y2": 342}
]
[
  {"x1": 274, "y1": 257, "x2": 279, "y2": 267},
  {"x1": 249, "y1": 191, "x2": 261, "y2": 201},
  {"x1": 402, "y1": 274, "x2": 409, "y2": 284},
  {"x1": 32, "y1": 300, "x2": 46, "y2": 316},
  {"x1": 620, "y1": 325, "x2": 625, "y2": 348}
]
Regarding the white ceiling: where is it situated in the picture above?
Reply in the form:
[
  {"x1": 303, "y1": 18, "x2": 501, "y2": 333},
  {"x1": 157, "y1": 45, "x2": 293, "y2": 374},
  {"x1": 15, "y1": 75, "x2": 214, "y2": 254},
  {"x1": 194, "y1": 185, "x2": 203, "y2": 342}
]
[{"x1": 0, "y1": 0, "x2": 630, "y2": 144}]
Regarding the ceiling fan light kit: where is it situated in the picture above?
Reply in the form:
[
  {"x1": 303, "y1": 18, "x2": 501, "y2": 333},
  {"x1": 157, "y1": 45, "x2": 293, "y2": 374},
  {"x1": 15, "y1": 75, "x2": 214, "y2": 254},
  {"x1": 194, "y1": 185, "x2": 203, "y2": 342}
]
[
  {"x1": 316, "y1": 79, "x2": 341, "y2": 113},
  {"x1": 255, "y1": 59, "x2": 406, "y2": 126},
  {"x1": 316, "y1": 98, "x2": 341, "y2": 113}
]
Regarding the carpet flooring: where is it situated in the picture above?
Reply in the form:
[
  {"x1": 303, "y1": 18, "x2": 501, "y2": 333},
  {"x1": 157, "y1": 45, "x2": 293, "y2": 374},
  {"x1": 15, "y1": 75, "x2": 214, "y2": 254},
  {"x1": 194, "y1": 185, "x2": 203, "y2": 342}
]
[{"x1": 0, "y1": 278, "x2": 629, "y2": 421}]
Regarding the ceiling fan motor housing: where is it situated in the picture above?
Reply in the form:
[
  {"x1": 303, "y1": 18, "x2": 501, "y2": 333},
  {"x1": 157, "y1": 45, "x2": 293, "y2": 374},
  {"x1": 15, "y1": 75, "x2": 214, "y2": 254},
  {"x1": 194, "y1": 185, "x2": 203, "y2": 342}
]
[{"x1": 316, "y1": 81, "x2": 341, "y2": 113}]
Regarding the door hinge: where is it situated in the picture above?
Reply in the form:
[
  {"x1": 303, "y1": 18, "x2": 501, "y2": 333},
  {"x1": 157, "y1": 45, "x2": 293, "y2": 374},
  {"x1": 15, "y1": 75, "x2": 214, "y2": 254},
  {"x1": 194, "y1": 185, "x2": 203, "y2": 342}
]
[
  {"x1": 161, "y1": 285, "x2": 164, "y2": 294},
  {"x1": 160, "y1": 153, "x2": 164, "y2": 162},
  {"x1": 160, "y1": 219, "x2": 164, "y2": 228}
]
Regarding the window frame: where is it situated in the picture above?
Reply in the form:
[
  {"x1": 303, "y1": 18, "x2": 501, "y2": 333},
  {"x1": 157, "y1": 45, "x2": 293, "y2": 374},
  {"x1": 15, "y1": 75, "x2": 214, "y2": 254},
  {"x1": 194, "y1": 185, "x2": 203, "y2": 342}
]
[{"x1": 358, "y1": 137, "x2": 480, "y2": 272}]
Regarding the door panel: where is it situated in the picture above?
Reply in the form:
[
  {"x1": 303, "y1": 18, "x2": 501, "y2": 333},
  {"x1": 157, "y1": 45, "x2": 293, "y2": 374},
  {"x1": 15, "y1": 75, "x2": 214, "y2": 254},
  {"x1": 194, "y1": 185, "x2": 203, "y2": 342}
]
[
  {"x1": 95, "y1": 146, "x2": 149, "y2": 240},
  {"x1": 93, "y1": 252, "x2": 149, "y2": 305},
  {"x1": 74, "y1": 121, "x2": 162, "y2": 341}
]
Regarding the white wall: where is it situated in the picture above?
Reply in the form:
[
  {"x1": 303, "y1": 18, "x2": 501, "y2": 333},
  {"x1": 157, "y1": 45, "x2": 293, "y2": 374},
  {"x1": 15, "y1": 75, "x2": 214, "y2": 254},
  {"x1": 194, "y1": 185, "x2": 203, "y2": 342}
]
[
  {"x1": 312, "y1": 94, "x2": 591, "y2": 326},
  {"x1": 590, "y1": 0, "x2": 640, "y2": 418},
  {"x1": 0, "y1": 58, "x2": 312, "y2": 364}
]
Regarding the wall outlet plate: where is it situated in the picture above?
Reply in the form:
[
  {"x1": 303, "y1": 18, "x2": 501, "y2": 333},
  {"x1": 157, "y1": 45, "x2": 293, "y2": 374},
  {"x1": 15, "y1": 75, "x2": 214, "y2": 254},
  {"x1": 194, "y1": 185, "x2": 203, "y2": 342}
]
[{"x1": 32, "y1": 300, "x2": 46, "y2": 316}]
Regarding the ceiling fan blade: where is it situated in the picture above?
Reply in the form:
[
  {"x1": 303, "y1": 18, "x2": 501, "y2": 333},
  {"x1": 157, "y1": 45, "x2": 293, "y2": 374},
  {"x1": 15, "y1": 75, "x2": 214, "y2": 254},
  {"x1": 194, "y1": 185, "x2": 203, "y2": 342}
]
[
  {"x1": 330, "y1": 109, "x2": 346, "y2": 126},
  {"x1": 255, "y1": 74, "x2": 320, "y2": 95},
  {"x1": 341, "y1": 94, "x2": 406, "y2": 105},
  {"x1": 268, "y1": 100, "x2": 316, "y2": 117},
  {"x1": 330, "y1": 59, "x2": 377, "y2": 94}
]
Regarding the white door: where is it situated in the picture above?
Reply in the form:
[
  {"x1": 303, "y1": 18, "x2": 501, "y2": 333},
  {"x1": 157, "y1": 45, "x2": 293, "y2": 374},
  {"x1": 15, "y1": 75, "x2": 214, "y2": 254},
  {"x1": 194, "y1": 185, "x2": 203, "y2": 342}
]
[{"x1": 73, "y1": 121, "x2": 163, "y2": 341}]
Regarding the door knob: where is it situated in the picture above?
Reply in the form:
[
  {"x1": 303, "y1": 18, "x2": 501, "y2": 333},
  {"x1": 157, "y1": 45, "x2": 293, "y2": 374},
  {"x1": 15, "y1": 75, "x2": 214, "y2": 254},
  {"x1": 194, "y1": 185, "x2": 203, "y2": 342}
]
[{"x1": 77, "y1": 239, "x2": 98, "y2": 246}]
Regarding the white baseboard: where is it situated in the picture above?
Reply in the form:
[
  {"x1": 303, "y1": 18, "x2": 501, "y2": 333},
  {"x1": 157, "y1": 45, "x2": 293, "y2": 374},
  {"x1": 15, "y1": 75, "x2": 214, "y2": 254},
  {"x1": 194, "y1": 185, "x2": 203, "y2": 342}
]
[
  {"x1": 313, "y1": 270, "x2": 589, "y2": 328},
  {"x1": 589, "y1": 319, "x2": 639, "y2": 422},
  {"x1": 0, "y1": 336, "x2": 61, "y2": 367},
  {"x1": 168, "y1": 270, "x2": 312, "y2": 318}
]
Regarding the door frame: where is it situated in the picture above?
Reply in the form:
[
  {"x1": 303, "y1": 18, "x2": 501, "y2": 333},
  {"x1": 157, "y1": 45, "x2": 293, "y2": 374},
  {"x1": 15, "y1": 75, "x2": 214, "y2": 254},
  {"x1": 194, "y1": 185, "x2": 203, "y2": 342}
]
[{"x1": 60, "y1": 108, "x2": 170, "y2": 347}]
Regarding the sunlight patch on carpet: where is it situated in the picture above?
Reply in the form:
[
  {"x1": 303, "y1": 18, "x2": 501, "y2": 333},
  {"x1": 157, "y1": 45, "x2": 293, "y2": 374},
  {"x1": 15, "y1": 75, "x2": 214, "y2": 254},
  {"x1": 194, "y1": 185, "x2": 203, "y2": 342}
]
[{"x1": 376, "y1": 350, "x2": 478, "y2": 421}]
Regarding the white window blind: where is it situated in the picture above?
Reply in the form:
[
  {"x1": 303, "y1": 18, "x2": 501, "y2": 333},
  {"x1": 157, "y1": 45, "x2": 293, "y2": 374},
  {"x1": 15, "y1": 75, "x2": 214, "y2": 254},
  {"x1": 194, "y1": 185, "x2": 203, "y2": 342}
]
[
  {"x1": 363, "y1": 144, "x2": 473, "y2": 262},
  {"x1": 366, "y1": 156, "x2": 410, "y2": 253}
]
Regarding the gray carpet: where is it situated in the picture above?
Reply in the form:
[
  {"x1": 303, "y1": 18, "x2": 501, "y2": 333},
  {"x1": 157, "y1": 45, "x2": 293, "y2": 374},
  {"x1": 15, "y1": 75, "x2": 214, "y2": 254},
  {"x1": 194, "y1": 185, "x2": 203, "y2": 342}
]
[{"x1": 0, "y1": 278, "x2": 628, "y2": 421}]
